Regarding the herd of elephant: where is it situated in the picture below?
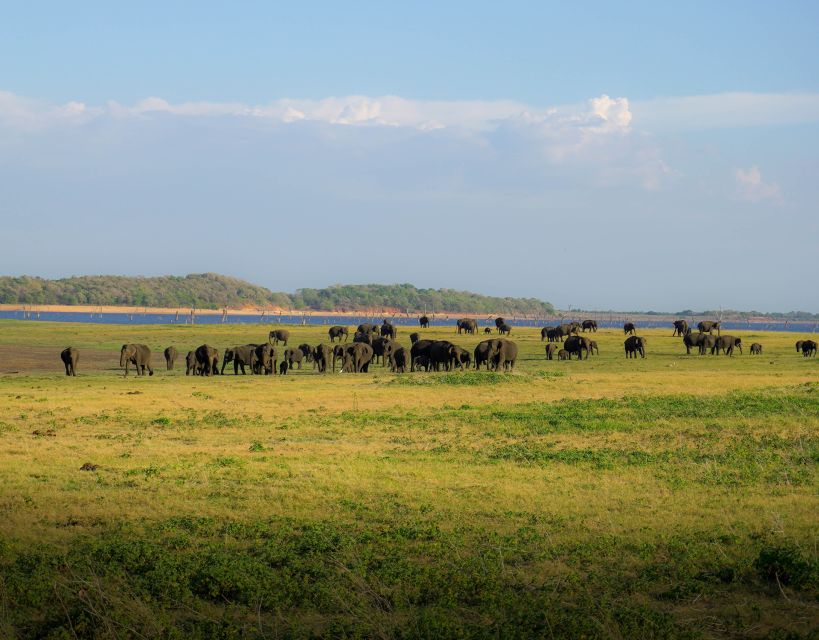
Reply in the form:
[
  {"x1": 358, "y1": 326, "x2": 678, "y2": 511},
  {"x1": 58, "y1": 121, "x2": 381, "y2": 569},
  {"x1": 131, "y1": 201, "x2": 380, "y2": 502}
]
[{"x1": 56, "y1": 316, "x2": 817, "y2": 376}]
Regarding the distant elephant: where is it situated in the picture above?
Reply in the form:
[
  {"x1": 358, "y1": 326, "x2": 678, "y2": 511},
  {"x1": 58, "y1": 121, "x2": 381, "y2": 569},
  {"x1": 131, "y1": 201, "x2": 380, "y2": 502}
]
[
  {"x1": 268, "y1": 329, "x2": 290, "y2": 346},
  {"x1": 541, "y1": 326, "x2": 553, "y2": 341},
  {"x1": 419, "y1": 315, "x2": 430, "y2": 328},
  {"x1": 164, "y1": 346, "x2": 178, "y2": 370},
  {"x1": 456, "y1": 318, "x2": 478, "y2": 334},
  {"x1": 410, "y1": 339, "x2": 435, "y2": 372},
  {"x1": 712, "y1": 335, "x2": 741, "y2": 356},
  {"x1": 283, "y1": 347, "x2": 304, "y2": 370},
  {"x1": 195, "y1": 344, "x2": 220, "y2": 376},
  {"x1": 557, "y1": 323, "x2": 576, "y2": 339},
  {"x1": 563, "y1": 335, "x2": 592, "y2": 360},
  {"x1": 391, "y1": 346, "x2": 409, "y2": 373},
  {"x1": 558, "y1": 349, "x2": 570, "y2": 361},
  {"x1": 698, "y1": 334, "x2": 717, "y2": 355},
  {"x1": 569, "y1": 321, "x2": 582, "y2": 334},
  {"x1": 498, "y1": 323, "x2": 512, "y2": 336},
  {"x1": 494, "y1": 317, "x2": 505, "y2": 333},
  {"x1": 582, "y1": 320, "x2": 598, "y2": 332},
  {"x1": 221, "y1": 344, "x2": 258, "y2": 374},
  {"x1": 328, "y1": 326, "x2": 348, "y2": 342},
  {"x1": 795, "y1": 340, "x2": 804, "y2": 353},
  {"x1": 298, "y1": 343, "x2": 314, "y2": 363},
  {"x1": 672, "y1": 320, "x2": 688, "y2": 336},
  {"x1": 473, "y1": 340, "x2": 493, "y2": 370},
  {"x1": 357, "y1": 323, "x2": 378, "y2": 335},
  {"x1": 484, "y1": 327, "x2": 492, "y2": 334},
  {"x1": 341, "y1": 342, "x2": 373, "y2": 373},
  {"x1": 353, "y1": 331, "x2": 373, "y2": 345},
  {"x1": 120, "y1": 344, "x2": 153, "y2": 376},
  {"x1": 623, "y1": 322, "x2": 636, "y2": 335},
  {"x1": 683, "y1": 330, "x2": 707, "y2": 355},
  {"x1": 254, "y1": 344, "x2": 277, "y2": 374},
  {"x1": 489, "y1": 339, "x2": 518, "y2": 371},
  {"x1": 802, "y1": 340, "x2": 817, "y2": 357},
  {"x1": 380, "y1": 323, "x2": 397, "y2": 340},
  {"x1": 588, "y1": 340, "x2": 599, "y2": 356},
  {"x1": 624, "y1": 336, "x2": 646, "y2": 358},
  {"x1": 185, "y1": 351, "x2": 198, "y2": 375},
  {"x1": 697, "y1": 321, "x2": 720, "y2": 334},
  {"x1": 60, "y1": 347, "x2": 79, "y2": 376},
  {"x1": 750, "y1": 343, "x2": 763, "y2": 355},
  {"x1": 544, "y1": 343, "x2": 557, "y2": 360},
  {"x1": 314, "y1": 343, "x2": 332, "y2": 373},
  {"x1": 409, "y1": 332, "x2": 420, "y2": 344}
]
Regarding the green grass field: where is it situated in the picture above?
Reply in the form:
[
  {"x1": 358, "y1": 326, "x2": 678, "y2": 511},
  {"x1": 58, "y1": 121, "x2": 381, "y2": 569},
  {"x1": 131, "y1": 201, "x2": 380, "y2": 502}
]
[{"x1": 0, "y1": 320, "x2": 817, "y2": 638}]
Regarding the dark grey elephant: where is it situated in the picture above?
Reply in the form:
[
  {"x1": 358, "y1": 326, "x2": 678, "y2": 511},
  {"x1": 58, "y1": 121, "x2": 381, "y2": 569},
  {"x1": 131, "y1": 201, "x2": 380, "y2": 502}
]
[
  {"x1": 268, "y1": 329, "x2": 290, "y2": 346},
  {"x1": 588, "y1": 340, "x2": 599, "y2": 356},
  {"x1": 380, "y1": 322, "x2": 397, "y2": 340},
  {"x1": 60, "y1": 347, "x2": 79, "y2": 376},
  {"x1": 498, "y1": 323, "x2": 512, "y2": 336},
  {"x1": 489, "y1": 339, "x2": 518, "y2": 371},
  {"x1": 802, "y1": 340, "x2": 817, "y2": 357},
  {"x1": 254, "y1": 344, "x2": 277, "y2": 374},
  {"x1": 314, "y1": 343, "x2": 332, "y2": 373},
  {"x1": 697, "y1": 321, "x2": 720, "y2": 334},
  {"x1": 328, "y1": 326, "x2": 348, "y2": 343},
  {"x1": 164, "y1": 346, "x2": 178, "y2": 370},
  {"x1": 341, "y1": 342, "x2": 373, "y2": 373},
  {"x1": 683, "y1": 331, "x2": 707, "y2": 355},
  {"x1": 391, "y1": 346, "x2": 409, "y2": 373},
  {"x1": 185, "y1": 351, "x2": 198, "y2": 375},
  {"x1": 582, "y1": 320, "x2": 598, "y2": 332},
  {"x1": 371, "y1": 337, "x2": 391, "y2": 365},
  {"x1": 564, "y1": 335, "x2": 592, "y2": 360},
  {"x1": 221, "y1": 345, "x2": 258, "y2": 374},
  {"x1": 120, "y1": 344, "x2": 153, "y2": 376},
  {"x1": 558, "y1": 349, "x2": 570, "y2": 361},
  {"x1": 494, "y1": 317, "x2": 505, "y2": 333},
  {"x1": 452, "y1": 345, "x2": 471, "y2": 370},
  {"x1": 698, "y1": 334, "x2": 717, "y2": 355},
  {"x1": 409, "y1": 332, "x2": 420, "y2": 344},
  {"x1": 456, "y1": 318, "x2": 478, "y2": 334},
  {"x1": 357, "y1": 323, "x2": 378, "y2": 335},
  {"x1": 353, "y1": 331, "x2": 373, "y2": 345},
  {"x1": 410, "y1": 339, "x2": 435, "y2": 372},
  {"x1": 623, "y1": 322, "x2": 636, "y2": 335},
  {"x1": 429, "y1": 341, "x2": 457, "y2": 371},
  {"x1": 298, "y1": 343, "x2": 314, "y2": 363},
  {"x1": 624, "y1": 336, "x2": 646, "y2": 358},
  {"x1": 283, "y1": 347, "x2": 304, "y2": 370},
  {"x1": 750, "y1": 343, "x2": 762, "y2": 355},
  {"x1": 473, "y1": 339, "x2": 493, "y2": 369},
  {"x1": 195, "y1": 344, "x2": 220, "y2": 376},
  {"x1": 712, "y1": 335, "x2": 741, "y2": 356},
  {"x1": 544, "y1": 343, "x2": 557, "y2": 360},
  {"x1": 419, "y1": 315, "x2": 430, "y2": 328},
  {"x1": 795, "y1": 340, "x2": 804, "y2": 353},
  {"x1": 672, "y1": 320, "x2": 688, "y2": 336}
]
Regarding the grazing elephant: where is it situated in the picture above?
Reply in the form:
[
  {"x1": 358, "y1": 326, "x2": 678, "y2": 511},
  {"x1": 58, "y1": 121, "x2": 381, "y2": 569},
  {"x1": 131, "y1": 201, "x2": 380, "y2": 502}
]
[
  {"x1": 456, "y1": 318, "x2": 478, "y2": 334},
  {"x1": 353, "y1": 331, "x2": 373, "y2": 345},
  {"x1": 698, "y1": 334, "x2": 717, "y2": 355},
  {"x1": 795, "y1": 340, "x2": 804, "y2": 353},
  {"x1": 582, "y1": 320, "x2": 598, "y2": 332},
  {"x1": 683, "y1": 331, "x2": 708, "y2": 355},
  {"x1": 164, "y1": 346, "x2": 178, "y2": 370},
  {"x1": 588, "y1": 340, "x2": 599, "y2": 356},
  {"x1": 544, "y1": 343, "x2": 557, "y2": 360},
  {"x1": 268, "y1": 329, "x2": 290, "y2": 346},
  {"x1": 120, "y1": 344, "x2": 153, "y2": 376},
  {"x1": 410, "y1": 339, "x2": 435, "y2": 372},
  {"x1": 624, "y1": 336, "x2": 646, "y2": 358},
  {"x1": 283, "y1": 348, "x2": 304, "y2": 370},
  {"x1": 314, "y1": 343, "x2": 332, "y2": 373},
  {"x1": 750, "y1": 343, "x2": 763, "y2": 355},
  {"x1": 474, "y1": 340, "x2": 493, "y2": 370},
  {"x1": 558, "y1": 349, "x2": 570, "y2": 361},
  {"x1": 495, "y1": 317, "x2": 505, "y2": 333},
  {"x1": 221, "y1": 345, "x2": 258, "y2": 374},
  {"x1": 328, "y1": 326, "x2": 348, "y2": 342},
  {"x1": 623, "y1": 322, "x2": 636, "y2": 335},
  {"x1": 341, "y1": 342, "x2": 373, "y2": 373},
  {"x1": 564, "y1": 335, "x2": 592, "y2": 360},
  {"x1": 185, "y1": 351, "x2": 198, "y2": 375},
  {"x1": 802, "y1": 340, "x2": 818, "y2": 357},
  {"x1": 409, "y1": 332, "x2": 420, "y2": 344},
  {"x1": 254, "y1": 344, "x2": 277, "y2": 374},
  {"x1": 391, "y1": 346, "x2": 409, "y2": 373},
  {"x1": 195, "y1": 344, "x2": 220, "y2": 376},
  {"x1": 712, "y1": 335, "x2": 741, "y2": 356},
  {"x1": 298, "y1": 343, "x2": 314, "y2": 363},
  {"x1": 429, "y1": 341, "x2": 457, "y2": 371},
  {"x1": 60, "y1": 347, "x2": 79, "y2": 376},
  {"x1": 380, "y1": 323, "x2": 397, "y2": 340},
  {"x1": 498, "y1": 323, "x2": 512, "y2": 336},
  {"x1": 672, "y1": 320, "x2": 688, "y2": 336},
  {"x1": 489, "y1": 339, "x2": 518, "y2": 371},
  {"x1": 413, "y1": 355, "x2": 431, "y2": 372},
  {"x1": 697, "y1": 321, "x2": 720, "y2": 334},
  {"x1": 419, "y1": 315, "x2": 430, "y2": 328}
]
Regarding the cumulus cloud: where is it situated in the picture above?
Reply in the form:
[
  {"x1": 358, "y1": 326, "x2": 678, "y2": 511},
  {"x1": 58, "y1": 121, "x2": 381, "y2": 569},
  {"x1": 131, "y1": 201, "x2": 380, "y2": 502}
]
[{"x1": 734, "y1": 166, "x2": 781, "y2": 203}]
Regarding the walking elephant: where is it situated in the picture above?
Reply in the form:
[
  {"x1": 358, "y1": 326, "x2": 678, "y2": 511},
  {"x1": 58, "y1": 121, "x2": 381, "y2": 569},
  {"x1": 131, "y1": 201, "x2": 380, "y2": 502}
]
[
  {"x1": 473, "y1": 340, "x2": 493, "y2": 370},
  {"x1": 120, "y1": 344, "x2": 153, "y2": 376},
  {"x1": 283, "y1": 348, "x2": 304, "y2": 370},
  {"x1": 456, "y1": 318, "x2": 478, "y2": 334},
  {"x1": 623, "y1": 322, "x2": 636, "y2": 335},
  {"x1": 494, "y1": 317, "x2": 505, "y2": 333},
  {"x1": 712, "y1": 335, "x2": 741, "y2": 356},
  {"x1": 544, "y1": 343, "x2": 557, "y2": 360},
  {"x1": 60, "y1": 347, "x2": 79, "y2": 376},
  {"x1": 672, "y1": 320, "x2": 688, "y2": 336},
  {"x1": 698, "y1": 335, "x2": 717, "y2": 355},
  {"x1": 195, "y1": 344, "x2": 220, "y2": 376},
  {"x1": 268, "y1": 329, "x2": 290, "y2": 346},
  {"x1": 624, "y1": 336, "x2": 646, "y2": 358},
  {"x1": 429, "y1": 341, "x2": 458, "y2": 371},
  {"x1": 221, "y1": 345, "x2": 258, "y2": 374},
  {"x1": 588, "y1": 340, "x2": 599, "y2": 356},
  {"x1": 498, "y1": 323, "x2": 512, "y2": 336},
  {"x1": 697, "y1": 321, "x2": 720, "y2": 334},
  {"x1": 750, "y1": 343, "x2": 763, "y2": 355},
  {"x1": 452, "y1": 346, "x2": 471, "y2": 370},
  {"x1": 802, "y1": 340, "x2": 817, "y2": 357},
  {"x1": 683, "y1": 331, "x2": 707, "y2": 355},
  {"x1": 164, "y1": 346, "x2": 178, "y2": 370},
  {"x1": 582, "y1": 320, "x2": 598, "y2": 332},
  {"x1": 328, "y1": 326, "x2": 348, "y2": 342}
]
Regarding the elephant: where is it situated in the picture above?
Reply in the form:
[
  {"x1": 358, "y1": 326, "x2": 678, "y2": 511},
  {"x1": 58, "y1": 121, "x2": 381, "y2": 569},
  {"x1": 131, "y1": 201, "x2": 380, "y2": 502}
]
[
  {"x1": 473, "y1": 340, "x2": 493, "y2": 370},
  {"x1": 328, "y1": 326, "x2": 349, "y2": 342},
  {"x1": 357, "y1": 323, "x2": 378, "y2": 335},
  {"x1": 409, "y1": 332, "x2": 420, "y2": 344},
  {"x1": 120, "y1": 344, "x2": 153, "y2": 376},
  {"x1": 802, "y1": 340, "x2": 818, "y2": 357},
  {"x1": 489, "y1": 339, "x2": 518, "y2": 371},
  {"x1": 557, "y1": 323, "x2": 577, "y2": 338},
  {"x1": 254, "y1": 344, "x2": 277, "y2": 374},
  {"x1": 371, "y1": 337, "x2": 391, "y2": 365},
  {"x1": 221, "y1": 345, "x2": 258, "y2": 374},
  {"x1": 380, "y1": 339, "x2": 398, "y2": 368},
  {"x1": 623, "y1": 322, "x2": 636, "y2": 335},
  {"x1": 283, "y1": 347, "x2": 304, "y2": 370},
  {"x1": 195, "y1": 344, "x2": 220, "y2": 376},
  {"x1": 697, "y1": 321, "x2": 720, "y2": 334},
  {"x1": 558, "y1": 349, "x2": 570, "y2": 361},
  {"x1": 498, "y1": 323, "x2": 512, "y2": 336},
  {"x1": 410, "y1": 339, "x2": 435, "y2": 371},
  {"x1": 391, "y1": 346, "x2": 409, "y2": 373},
  {"x1": 544, "y1": 343, "x2": 557, "y2": 360},
  {"x1": 452, "y1": 346, "x2": 471, "y2": 370},
  {"x1": 698, "y1": 334, "x2": 717, "y2": 355},
  {"x1": 456, "y1": 318, "x2": 478, "y2": 334},
  {"x1": 412, "y1": 355, "x2": 431, "y2": 372},
  {"x1": 164, "y1": 346, "x2": 178, "y2": 370},
  {"x1": 795, "y1": 340, "x2": 804, "y2": 353},
  {"x1": 298, "y1": 343, "x2": 314, "y2": 363},
  {"x1": 672, "y1": 320, "x2": 688, "y2": 336},
  {"x1": 569, "y1": 321, "x2": 582, "y2": 334},
  {"x1": 60, "y1": 347, "x2": 79, "y2": 376},
  {"x1": 185, "y1": 351, "x2": 198, "y2": 375},
  {"x1": 484, "y1": 327, "x2": 492, "y2": 334},
  {"x1": 541, "y1": 326, "x2": 553, "y2": 341},
  {"x1": 494, "y1": 317, "x2": 505, "y2": 332},
  {"x1": 429, "y1": 341, "x2": 457, "y2": 371},
  {"x1": 314, "y1": 343, "x2": 332, "y2": 373},
  {"x1": 546, "y1": 328, "x2": 562, "y2": 342},
  {"x1": 268, "y1": 329, "x2": 290, "y2": 346},
  {"x1": 582, "y1": 320, "x2": 598, "y2": 332},
  {"x1": 380, "y1": 322, "x2": 397, "y2": 340},
  {"x1": 419, "y1": 315, "x2": 430, "y2": 328},
  {"x1": 353, "y1": 331, "x2": 373, "y2": 345},
  {"x1": 624, "y1": 336, "x2": 646, "y2": 358},
  {"x1": 712, "y1": 335, "x2": 741, "y2": 356},
  {"x1": 341, "y1": 342, "x2": 373, "y2": 373},
  {"x1": 563, "y1": 335, "x2": 592, "y2": 360},
  {"x1": 683, "y1": 331, "x2": 708, "y2": 355},
  {"x1": 589, "y1": 340, "x2": 600, "y2": 356},
  {"x1": 332, "y1": 344, "x2": 346, "y2": 372},
  {"x1": 750, "y1": 343, "x2": 763, "y2": 355},
  {"x1": 279, "y1": 361, "x2": 289, "y2": 375}
]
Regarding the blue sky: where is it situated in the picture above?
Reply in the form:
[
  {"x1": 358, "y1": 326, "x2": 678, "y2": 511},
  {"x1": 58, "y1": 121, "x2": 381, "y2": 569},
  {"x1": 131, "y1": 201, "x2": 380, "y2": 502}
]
[{"x1": 1, "y1": 1, "x2": 818, "y2": 311}]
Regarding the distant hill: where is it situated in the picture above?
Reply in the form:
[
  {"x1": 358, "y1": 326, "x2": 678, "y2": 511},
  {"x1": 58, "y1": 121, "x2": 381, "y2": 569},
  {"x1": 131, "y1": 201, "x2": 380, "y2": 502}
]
[{"x1": 0, "y1": 274, "x2": 555, "y2": 316}]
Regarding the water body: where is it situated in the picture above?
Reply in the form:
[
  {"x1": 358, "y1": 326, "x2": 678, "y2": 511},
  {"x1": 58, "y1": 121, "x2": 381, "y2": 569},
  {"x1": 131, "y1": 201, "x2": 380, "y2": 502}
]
[{"x1": 1, "y1": 310, "x2": 815, "y2": 333}]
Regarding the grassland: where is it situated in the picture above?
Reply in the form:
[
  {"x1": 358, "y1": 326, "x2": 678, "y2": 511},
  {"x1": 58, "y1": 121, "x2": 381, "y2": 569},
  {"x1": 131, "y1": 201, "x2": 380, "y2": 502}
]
[{"x1": 0, "y1": 320, "x2": 817, "y2": 639}]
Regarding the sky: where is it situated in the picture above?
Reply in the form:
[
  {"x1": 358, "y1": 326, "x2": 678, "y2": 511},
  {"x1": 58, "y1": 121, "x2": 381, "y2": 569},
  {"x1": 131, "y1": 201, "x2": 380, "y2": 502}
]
[{"x1": 1, "y1": 1, "x2": 818, "y2": 312}]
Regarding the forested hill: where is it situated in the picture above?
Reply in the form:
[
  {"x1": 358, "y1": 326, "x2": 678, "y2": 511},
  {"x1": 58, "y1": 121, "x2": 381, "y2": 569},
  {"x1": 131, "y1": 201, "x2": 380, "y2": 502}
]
[{"x1": 0, "y1": 274, "x2": 555, "y2": 315}]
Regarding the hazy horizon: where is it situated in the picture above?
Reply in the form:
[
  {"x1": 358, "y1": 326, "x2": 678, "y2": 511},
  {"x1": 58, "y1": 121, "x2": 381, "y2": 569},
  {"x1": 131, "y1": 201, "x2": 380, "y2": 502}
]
[{"x1": 2, "y1": 2, "x2": 817, "y2": 312}]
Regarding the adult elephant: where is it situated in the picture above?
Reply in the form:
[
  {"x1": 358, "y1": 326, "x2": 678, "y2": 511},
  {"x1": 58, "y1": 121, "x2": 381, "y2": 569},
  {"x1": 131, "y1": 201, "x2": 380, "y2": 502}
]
[
  {"x1": 164, "y1": 346, "x2": 178, "y2": 371},
  {"x1": 341, "y1": 343, "x2": 373, "y2": 373},
  {"x1": 683, "y1": 331, "x2": 707, "y2": 355},
  {"x1": 314, "y1": 343, "x2": 332, "y2": 373},
  {"x1": 195, "y1": 344, "x2": 220, "y2": 376},
  {"x1": 371, "y1": 337, "x2": 391, "y2": 365},
  {"x1": 544, "y1": 343, "x2": 557, "y2": 360},
  {"x1": 221, "y1": 345, "x2": 258, "y2": 374},
  {"x1": 498, "y1": 323, "x2": 512, "y2": 336},
  {"x1": 380, "y1": 322, "x2": 397, "y2": 340},
  {"x1": 802, "y1": 340, "x2": 818, "y2": 357},
  {"x1": 429, "y1": 341, "x2": 458, "y2": 371},
  {"x1": 381, "y1": 339, "x2": 398, "y2": 369},
  {"x1": 409, "y1": 332, "x2": 420, "y2": 344},
  {"x1": 582, "y1": 320, "x2": 597, "y2": 332},
  {"x1": 750, "y1": 343, "x2": 763, "y2": 355},
  {"x1": 672, "y1": 320, "x2": 688, "y2": 336},
  {"x1": 623, "y1": 322, "x2": 636, "y2": 335},
  {"x1": 419, "y1": 315, "x2": 430, "y2": 328},
  {"x1": 254, "y1": 344, "x2": 277, "y2": 374},
  {"x1": 557, "y1": 323, "x2": 576, "y2": 339},
  {"x1": 298, "y1": 343, "x2": 314, "y2": 363},
  {"x1": 494, "y1": 317, "x2": 505, "y2": 333},
  {"x1": 474, "y1": 340, "x2": 493, "y2": 370},
  {"x1": 120, "y1": 344, "x2": 153, "y2": 376},
  {"x1": 569, "y1": 321, "x2": 582, "y2": 334},
  {"x1": 624, "y1": 336, "x2": 646, "y2": 358},
  {"x1": 60, "y1": 347, "x2": 79, "y2": 376},
  {"x1": 698, "y1": 335, "x2": 717, "y2": 355},
  {"x1": 185, "y1": 351, "x2": 198, "y2": 375},
  {"x1": 795, "y1": 340, "x2": 804, "y2": 353},
  {"x1": 391, "y1": 346, "x2": 409, "y2": 373},
  {"x1": 328, "y1": 326, "x2": 348, "y2": 343},
  {"x1": 588, "y1": 340, "x2": 599, "y2": 356},
  {"x1": 540, "y1": 326, "x2": 553, "y2": 341},
  {"x1": 283, "y1": 347, "x2": 304, "y2": 370},
  {"x1": 697, "y1": 321, "x2": 720, "y2": 334},
  {"x1": 357, "y1": 323, "x2": 378, "y2": 335},
  {"x1": 712, "y1": 335, "x2": 742, "y2": 356},
  {"x1": 489, "y1": 339, "x2": 518, "y2": 371},
  {"x1": 546, "y1": 328, "x2": 562, "y2": 342},
  {"x1": 564, "y1": 335, "x2": 592, "y2": 360},
  {"x1": 268, "y1": 329, "x2": 290, "y2": 346},
  {"x1": 353, "y1": 331, "x2": 373, "y2": 345},
  {"x1": 452, "y1": 346, "x2": 471, "y2": 370},
  {"x1": 410, "y1": 339, "x2": 435, "y2": 372},
  {"x1": 456, "y1": 318, "x2": 477, "y2": 334}
]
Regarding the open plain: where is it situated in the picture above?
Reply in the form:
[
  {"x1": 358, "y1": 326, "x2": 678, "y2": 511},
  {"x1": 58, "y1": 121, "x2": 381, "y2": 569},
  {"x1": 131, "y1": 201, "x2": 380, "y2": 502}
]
[{"x1": 0, "y1": 320, "x2": 817, "y2": 638}]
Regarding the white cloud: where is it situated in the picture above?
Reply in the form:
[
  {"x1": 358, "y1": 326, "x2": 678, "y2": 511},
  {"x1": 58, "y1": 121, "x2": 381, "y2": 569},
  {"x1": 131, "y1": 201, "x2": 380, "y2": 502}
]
[{"x1": 734, "y1": 166, "x2": 781, "y2": 203}]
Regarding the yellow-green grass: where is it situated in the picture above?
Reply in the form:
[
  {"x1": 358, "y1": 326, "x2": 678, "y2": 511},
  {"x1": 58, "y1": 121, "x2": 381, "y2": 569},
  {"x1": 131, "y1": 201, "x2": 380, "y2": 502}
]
[{"x1": 0, "y1": 320, "x2": 817, "y2": 638}]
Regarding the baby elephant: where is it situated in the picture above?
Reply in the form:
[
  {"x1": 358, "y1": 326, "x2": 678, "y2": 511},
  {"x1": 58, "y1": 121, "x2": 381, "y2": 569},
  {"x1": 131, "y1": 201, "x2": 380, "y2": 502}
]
[
  {"x1": 279, "y1": 361, "x2": 289, "y2": 375},
  {"x1": 545, "y1": 343, "x2": 557, "y2": 360},
  {"x1": 749, "y1": 343, "x2": 763, "y2": 355},
  {"x1": 558, "y1": 349, "x2": 570, "y2": 361},
  {"x1": 60, "y1": 347, "x2": 79, "y2": 376}
]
